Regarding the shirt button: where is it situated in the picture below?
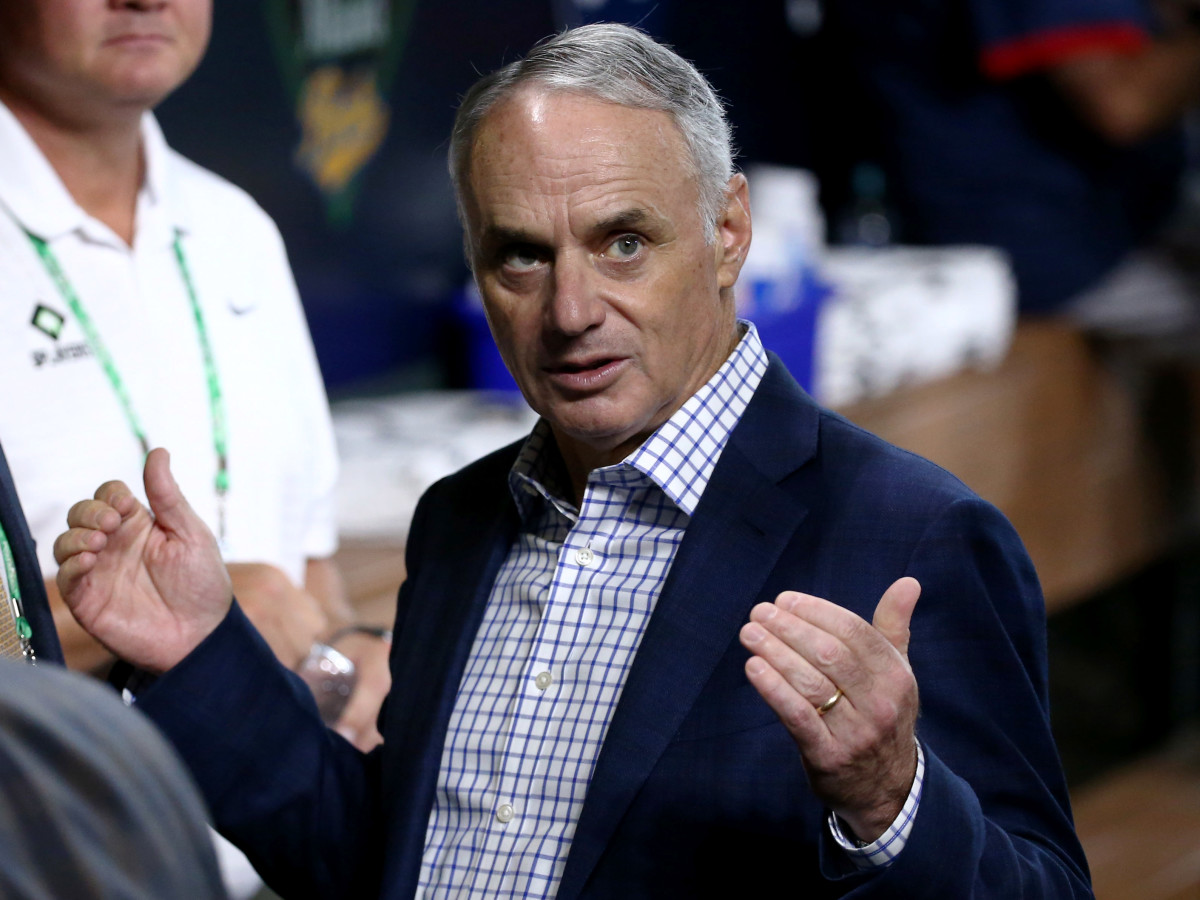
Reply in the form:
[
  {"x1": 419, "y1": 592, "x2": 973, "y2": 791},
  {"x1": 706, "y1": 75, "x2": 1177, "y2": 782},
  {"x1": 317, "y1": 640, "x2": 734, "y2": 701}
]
[
  {"x1": 496, "y1": 803, "x2": 515, "y2": 823},
  {"x1": 534, "y1": 671, "x2": 553, "y2": 690},
  {"x1": 575, "y1": 547, "x2": 594, "y2": 566}
]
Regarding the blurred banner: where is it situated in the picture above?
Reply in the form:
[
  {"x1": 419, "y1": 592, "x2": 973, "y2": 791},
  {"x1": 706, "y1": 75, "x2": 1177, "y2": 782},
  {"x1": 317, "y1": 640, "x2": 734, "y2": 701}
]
[{"x1": 264, "y1": 0, "x2": 416, "y2": 228}]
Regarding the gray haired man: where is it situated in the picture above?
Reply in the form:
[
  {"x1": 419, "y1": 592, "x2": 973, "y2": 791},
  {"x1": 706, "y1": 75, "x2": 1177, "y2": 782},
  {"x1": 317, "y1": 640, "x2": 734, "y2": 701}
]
[{"x1": 56, "y1": 23, "x2": 1092, "y2": 900}]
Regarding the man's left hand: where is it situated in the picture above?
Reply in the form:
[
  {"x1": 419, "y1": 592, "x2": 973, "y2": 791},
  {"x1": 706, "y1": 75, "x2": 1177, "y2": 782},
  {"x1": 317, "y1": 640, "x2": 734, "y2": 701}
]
[{"x1": 739, "y1": 577, "x2": 921, "y2": 842}]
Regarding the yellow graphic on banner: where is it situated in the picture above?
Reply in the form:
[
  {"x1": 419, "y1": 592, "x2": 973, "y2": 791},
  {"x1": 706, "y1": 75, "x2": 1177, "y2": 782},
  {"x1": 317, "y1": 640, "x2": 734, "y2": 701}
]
[{"x1": 295, "y1": 65, "x2": 389, "y2": 195}]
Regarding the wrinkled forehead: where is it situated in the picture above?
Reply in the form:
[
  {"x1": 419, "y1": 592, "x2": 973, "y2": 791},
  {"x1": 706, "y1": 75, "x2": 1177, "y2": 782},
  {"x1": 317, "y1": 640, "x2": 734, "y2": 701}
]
[
  {"x1": 463, "y1": 87, "x2": 700, "y2": 222},
  {"x1": 475, "y1": 88, "x2": 686, "y2": 167}
]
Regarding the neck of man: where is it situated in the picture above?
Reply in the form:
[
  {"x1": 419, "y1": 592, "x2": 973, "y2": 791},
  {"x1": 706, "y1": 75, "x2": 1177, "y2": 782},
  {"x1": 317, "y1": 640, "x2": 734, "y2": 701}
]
[
  {"x1": 1, "y1": 87, "x2": 145, "y2": 246},
  {"x1": 554, "y1": 324, "x2": 744, "y2": 507},
  {"x1": 556, "y1": 427, "x2": 660, "y2": 508}
]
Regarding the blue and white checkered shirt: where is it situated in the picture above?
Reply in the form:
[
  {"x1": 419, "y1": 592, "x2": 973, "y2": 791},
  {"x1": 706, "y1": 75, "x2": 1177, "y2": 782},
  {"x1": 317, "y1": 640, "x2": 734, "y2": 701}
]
[{"x1": 416, "y1": 324, "x2": 922, "y2": 898}]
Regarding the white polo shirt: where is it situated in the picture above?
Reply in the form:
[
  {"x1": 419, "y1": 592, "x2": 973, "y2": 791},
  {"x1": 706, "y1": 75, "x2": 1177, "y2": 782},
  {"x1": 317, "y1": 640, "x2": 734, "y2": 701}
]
[{"x1": 0, "y1": 100, "x2": 338, "y2": 584}]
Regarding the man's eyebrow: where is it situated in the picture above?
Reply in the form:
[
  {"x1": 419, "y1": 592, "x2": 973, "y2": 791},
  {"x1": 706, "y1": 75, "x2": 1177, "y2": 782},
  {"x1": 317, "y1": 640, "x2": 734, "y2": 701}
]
[
  {"x1": 479, "y1": 225, "x2": 538, "y2": 249},
  {"x1": 593, "y1": 209, "x2": 651, "y2": 234},
  {"x1": 478, "y1": 209, "x2": 655, "y2": 251}
]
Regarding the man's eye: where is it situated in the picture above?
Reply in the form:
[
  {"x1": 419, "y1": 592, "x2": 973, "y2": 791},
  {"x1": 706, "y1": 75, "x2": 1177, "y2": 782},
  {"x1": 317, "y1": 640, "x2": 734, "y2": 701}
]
[
  {"x1": 503, "y1": 247, "x2": 542, "y2": 271},
  {"x1": 602, "y1": 235, "x2": 642, "y2": 260}
]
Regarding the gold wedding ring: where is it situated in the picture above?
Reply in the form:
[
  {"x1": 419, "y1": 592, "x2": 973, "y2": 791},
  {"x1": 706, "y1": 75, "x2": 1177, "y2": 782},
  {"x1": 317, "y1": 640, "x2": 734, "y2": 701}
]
[{"x1": 816, "y1": 687, "x2": 844, "y2": 716}]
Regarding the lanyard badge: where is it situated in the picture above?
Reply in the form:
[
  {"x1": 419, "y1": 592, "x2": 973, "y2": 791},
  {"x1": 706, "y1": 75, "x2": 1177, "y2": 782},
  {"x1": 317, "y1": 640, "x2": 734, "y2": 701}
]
[{"x1": 0, "y1": 522, "x2": 35, "y2": 663}]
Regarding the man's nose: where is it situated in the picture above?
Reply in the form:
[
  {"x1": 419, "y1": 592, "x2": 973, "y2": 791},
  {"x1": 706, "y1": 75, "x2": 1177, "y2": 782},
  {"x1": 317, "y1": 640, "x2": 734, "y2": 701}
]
[{"x1": 546, "y1": 257, "x2": 605, "y2": 335}]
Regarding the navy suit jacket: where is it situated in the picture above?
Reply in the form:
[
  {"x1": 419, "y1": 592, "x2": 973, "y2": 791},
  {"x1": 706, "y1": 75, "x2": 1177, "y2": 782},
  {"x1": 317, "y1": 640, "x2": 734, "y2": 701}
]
[
  {"x1": 139, "y1": 357, "x2": 1093, "y2": 898},
  {"x1": 0, "y1": 441, "x2": 62, "y2": 665}
]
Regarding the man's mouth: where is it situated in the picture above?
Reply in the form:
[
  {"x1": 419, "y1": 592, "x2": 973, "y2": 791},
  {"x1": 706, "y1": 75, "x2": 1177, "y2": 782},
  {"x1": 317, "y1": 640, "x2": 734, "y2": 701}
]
[
  {"x1": 105, "y1": 31, "x2": 173, "y2": 47},
  {"x1": 544, "y1": 357, "x2": 627, "y2": 390},
  {"x1": 550, "y1": 358, "x2": 616, "y2": 374}
]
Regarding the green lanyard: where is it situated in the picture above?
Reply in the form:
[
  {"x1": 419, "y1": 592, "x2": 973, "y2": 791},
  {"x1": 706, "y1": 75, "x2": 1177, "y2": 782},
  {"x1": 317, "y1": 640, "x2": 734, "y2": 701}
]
[
  {"x1": 25, "y1": 230, "x2": 230, "y2": 540},
  {"x1": 0, "y1": 518, "x2": 34, "y2": 662}
]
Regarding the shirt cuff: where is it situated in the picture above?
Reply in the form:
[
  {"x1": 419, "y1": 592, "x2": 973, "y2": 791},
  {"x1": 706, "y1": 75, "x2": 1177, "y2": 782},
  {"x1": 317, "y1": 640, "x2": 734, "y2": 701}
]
[{"x1": 827, "y1": 740, "x2": 925, "y2": 870}]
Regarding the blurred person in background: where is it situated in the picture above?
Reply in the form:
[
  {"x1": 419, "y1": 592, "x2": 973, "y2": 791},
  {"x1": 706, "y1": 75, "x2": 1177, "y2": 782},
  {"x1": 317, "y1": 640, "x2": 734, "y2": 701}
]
[
  {"x1": 0, "y1": 0, "x2": 389, "y2": 746},
  {"x1": 0, "y1": 657, "x2": 228, "y2": 900},
  {"x1": 823, "y1": 0, "x2": 1200, "y2": 339},
  {"x1": 0, "y1": 0, "x2": 390, "y2": 896}
]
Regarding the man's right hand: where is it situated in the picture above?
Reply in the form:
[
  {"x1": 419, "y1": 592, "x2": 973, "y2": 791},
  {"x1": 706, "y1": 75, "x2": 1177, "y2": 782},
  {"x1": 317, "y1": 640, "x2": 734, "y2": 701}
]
[{"x1": 53, "y1": 447, "x2": 232, "y2": 674}]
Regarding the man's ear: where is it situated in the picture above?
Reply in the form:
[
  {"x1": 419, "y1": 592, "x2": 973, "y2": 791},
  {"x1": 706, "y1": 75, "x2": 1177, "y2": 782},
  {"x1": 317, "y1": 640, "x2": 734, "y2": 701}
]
[{"x1": 715, "y1": 173, "x2": 752, "y2": 290}]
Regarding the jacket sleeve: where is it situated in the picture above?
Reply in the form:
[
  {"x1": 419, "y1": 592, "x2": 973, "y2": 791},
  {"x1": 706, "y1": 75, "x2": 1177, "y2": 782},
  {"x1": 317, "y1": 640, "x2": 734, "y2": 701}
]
[
  {"x1": 820, "y1": 496, "x2": 1094, "y2": 898},
  {"x1": 134, "y1": 601, "x2": 388, "y2": 900}
]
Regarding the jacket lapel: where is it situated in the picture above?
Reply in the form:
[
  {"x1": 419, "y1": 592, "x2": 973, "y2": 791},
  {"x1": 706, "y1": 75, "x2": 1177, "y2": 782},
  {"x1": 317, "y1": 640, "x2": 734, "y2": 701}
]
[
  {"x1": 380, "y1": 456, "x2": 521, "y2": 899},
  {"x1": 557, "y1": 358, "x2": 821, "y2": 899}
]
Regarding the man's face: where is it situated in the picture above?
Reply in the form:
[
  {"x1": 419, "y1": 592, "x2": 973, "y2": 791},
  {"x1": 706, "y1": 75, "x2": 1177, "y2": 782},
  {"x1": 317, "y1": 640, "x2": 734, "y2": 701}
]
[
  {"x1": 463, "y1": 87, "x2": 750, "y2": 473},
  {"x1": 0, "y1": 0, "x2": 211, "y2": 119}
]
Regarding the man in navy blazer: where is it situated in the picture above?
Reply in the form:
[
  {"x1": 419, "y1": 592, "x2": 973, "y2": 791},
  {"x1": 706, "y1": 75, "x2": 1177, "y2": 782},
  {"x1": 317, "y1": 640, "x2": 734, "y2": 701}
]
[
  {"x1": 0, "y1": 441, "x2": 61, "y2": 664},
  {"x1": 56, "y1": 23, "x2": 1092, "y2": 900}
]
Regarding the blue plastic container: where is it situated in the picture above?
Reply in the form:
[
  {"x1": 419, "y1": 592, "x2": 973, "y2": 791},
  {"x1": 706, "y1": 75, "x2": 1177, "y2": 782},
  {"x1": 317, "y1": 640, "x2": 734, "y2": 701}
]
[{"x1": 742, "y1": 267, "x2": 831, "y2": 396}]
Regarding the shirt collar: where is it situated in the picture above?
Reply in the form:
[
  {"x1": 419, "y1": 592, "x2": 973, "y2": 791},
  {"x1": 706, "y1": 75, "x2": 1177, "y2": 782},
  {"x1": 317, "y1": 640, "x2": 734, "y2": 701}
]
[
  {"x1": 509, "y1": 321, "x2": 769, "y2": 520},
  {"x1": 0, "y1": 99, "x2": 184, "y2": 246},
  {"x1": 510, "y1": 420, "x2": 582, "y2": 525},
  {"x1": 137, "y1": 111, "x2": 189, "y2": 245}
]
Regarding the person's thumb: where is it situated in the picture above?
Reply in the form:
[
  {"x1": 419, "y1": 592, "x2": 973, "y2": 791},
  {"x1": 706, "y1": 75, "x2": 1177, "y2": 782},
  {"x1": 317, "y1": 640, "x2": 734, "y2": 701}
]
[
  {"x1": 872, "y1": 576, "x2": 921, "y2": 658},
  {"x1": 142, "y1": 448, "x2": 205, "y2": 539}
]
